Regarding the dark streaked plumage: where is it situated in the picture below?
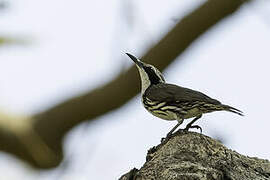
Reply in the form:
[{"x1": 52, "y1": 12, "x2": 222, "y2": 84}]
[
  {"x1": 126, "y1": 53, "x2": 243, "y2": 136},
  {"x1": 144, "y1": 83, "x2": 220, "y2": 105},
  {"x1": 143, "y1": 83, "x2": 242, "y2": 119}
]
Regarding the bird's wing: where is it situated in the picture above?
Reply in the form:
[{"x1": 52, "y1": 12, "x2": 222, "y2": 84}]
[{"x1": 144, "y1": 83, "x2": 221, "y2": 105}]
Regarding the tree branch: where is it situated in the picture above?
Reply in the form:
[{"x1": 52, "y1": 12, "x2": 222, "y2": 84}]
[
  {"x1": 119, "y1": 131, "x2": 270, "y2": 180},
  {"x1": 0, "y1": 0, "x2": 249, "y2": 168}
]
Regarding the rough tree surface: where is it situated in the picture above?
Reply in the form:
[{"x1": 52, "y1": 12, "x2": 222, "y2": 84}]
[{"x1": 119, "y1": 131, "x2": 270, "y2": 180}]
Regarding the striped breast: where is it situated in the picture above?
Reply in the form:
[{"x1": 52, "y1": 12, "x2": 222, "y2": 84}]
[
  {"x1": 142, "y1": 96, "x2": 221, "y2": 120},
  {"x1": 142, "y1": 96, "x2": 187, "y2": 120}
]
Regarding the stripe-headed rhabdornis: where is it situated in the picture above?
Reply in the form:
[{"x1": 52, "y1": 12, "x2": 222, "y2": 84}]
[{"x1": 126, "y1": 53, "x2": 243, "y2": 137}]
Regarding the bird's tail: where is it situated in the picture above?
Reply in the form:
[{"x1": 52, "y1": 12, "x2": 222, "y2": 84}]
[{"x1": 220, "y1": 104, "x2": 244, "y2": 116}]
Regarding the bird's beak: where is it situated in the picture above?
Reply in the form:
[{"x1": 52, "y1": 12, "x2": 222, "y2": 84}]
[{"x1": 126, "y1": 53, "x2": 143, "y2": 68}]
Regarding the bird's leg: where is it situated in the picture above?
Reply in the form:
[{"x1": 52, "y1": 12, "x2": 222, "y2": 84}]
[
  {"x1": 161, "y1": 119, "x2": 184, "y2": 143},
  {"x1": 166, "y1": 119, "x2": 184, "y2": 138},
  {"x1": 184, "y1": 114, "x2": 202, "y2": 133}
]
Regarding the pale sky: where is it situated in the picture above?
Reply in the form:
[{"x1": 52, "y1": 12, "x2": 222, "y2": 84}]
[{"x1": 0, "y1": 0, "x2": 270, "y2": 179}]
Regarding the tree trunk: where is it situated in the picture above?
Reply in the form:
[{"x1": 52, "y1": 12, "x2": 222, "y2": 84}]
[{"x1": 119, "y1": 131, "x2": 270, "y2": 180}]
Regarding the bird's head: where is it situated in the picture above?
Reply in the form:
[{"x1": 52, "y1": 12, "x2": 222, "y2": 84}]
[{"x1": 126, "y1": 53, "x2": 165, "y2": 94}]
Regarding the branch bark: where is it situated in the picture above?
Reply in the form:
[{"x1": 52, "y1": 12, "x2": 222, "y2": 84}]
[
  {"x1": 0, "y1": 0, "x2": 249, "y2": 168},
  {"x1": 119, "y1": 132, "x2": 270, "y2": 180}
]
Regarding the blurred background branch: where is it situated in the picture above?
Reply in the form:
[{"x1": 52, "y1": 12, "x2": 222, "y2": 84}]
[
  {"x1": 0, "y1": 0, "x2": 249, "y2": 170},
  {"x1": 0, "y1": 36, "x2": 29, "y2": 46},
  {"x1": 0, "y1": 0, "x2": 8, "y2": 11}
]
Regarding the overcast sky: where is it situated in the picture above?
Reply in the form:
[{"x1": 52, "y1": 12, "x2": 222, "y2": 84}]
[{"x1": 0, "y1": 0, "x2": 270, "y2": 179}]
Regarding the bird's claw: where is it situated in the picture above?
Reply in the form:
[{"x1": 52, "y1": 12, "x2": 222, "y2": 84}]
[
  {"x1": 161, "y1": 132, "x2": 173, "y2": 142},
  {"x1": 184, "y1": 125, "x2": 202, "y2": 133},
  {"x1": 166, "y1": 132, "x2": 172, "y2": 138}
]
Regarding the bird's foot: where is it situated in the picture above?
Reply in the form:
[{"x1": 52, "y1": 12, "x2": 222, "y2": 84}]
[
  {"x1": 184, "y1": 125, "x2": 202, "y2": 133},
  {"x1": 161, "y1": 132, "x2": 173, "y2": 142},
  {"x1": 161, "y1": 129, "x2": 185, "y2": 142}
]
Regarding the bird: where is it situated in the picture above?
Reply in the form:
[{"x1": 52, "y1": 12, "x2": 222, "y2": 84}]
[{"x1": 126, "y1": 53, "x2": 243, "y2": 137}]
